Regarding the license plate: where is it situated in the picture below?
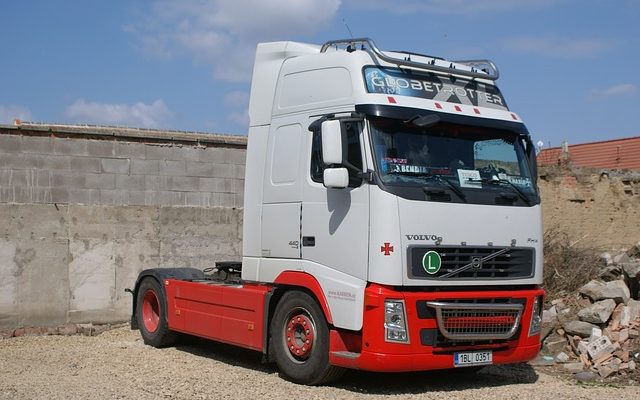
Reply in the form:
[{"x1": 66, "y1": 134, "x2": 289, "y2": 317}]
[{"x1": 454, "y1": 350, "x2": 493, "y2": 367}]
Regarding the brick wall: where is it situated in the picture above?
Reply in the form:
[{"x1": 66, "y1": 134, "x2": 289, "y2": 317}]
[
  {"x1": 0, "y1": 124, "x2": 247, "y2": 328},
  {"x1": 539, "y1": 167, "x2": 640, "y2": 251}
]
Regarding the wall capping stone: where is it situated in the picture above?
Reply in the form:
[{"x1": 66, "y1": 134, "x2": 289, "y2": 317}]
[{"x1": 1, "y1": 122, "x2": 247, "y2": 148}]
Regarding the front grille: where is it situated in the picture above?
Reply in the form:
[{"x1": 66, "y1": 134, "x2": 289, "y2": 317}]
[
  {"x1": 426, "y1": 301, "x2": 523, "y2": 340},
  {"x1": 408, "y1": 246, "x2": 534, "y2": 280}
]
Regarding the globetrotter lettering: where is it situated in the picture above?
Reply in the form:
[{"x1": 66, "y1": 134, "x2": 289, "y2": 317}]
[
  {"x1": 363, "y1": 66, "x2": 509, "y2": 111},
  {"x1": 369, "y1": 75, "x2": 504, "y2": 106}
]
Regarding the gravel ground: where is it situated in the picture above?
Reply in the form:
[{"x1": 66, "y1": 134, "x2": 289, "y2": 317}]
[{"x1": 0, "y1": 327, "x2": 638, "y2": 400}]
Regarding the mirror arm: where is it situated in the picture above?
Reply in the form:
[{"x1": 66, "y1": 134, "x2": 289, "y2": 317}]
[
  {"x1": 341, "y1": 160, "x2": 372, "y2": 183},
  {"x1": 308, "y1": 114, "x2": 335, "y2": 132},
  {"x1": 357, "y1": 169, "x2": 374, "y2": 182}
]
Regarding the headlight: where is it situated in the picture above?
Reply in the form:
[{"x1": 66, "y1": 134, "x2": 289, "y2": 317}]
[
  {"x1": 384, "y1": 299, "x2": 409, "y2": 343},
  {"x1": 528, "y1": 296, "x2": 542, "y2": 336}
]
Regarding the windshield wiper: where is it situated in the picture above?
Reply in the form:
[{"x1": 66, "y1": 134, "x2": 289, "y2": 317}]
[
  {"x1": 467, "y1": 177, "x2": 531, "y2": 206},
  {"x1": 428, "y1": 174, "x2": 467, "y2": 202},
  {"x1": 387, "y1": 171, "x2": 467, "y2": 202}
]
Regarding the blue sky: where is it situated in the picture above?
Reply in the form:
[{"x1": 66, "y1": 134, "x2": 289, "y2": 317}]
[{"x1": 1, "y1": 1, "x2": 639, "y2": 148}]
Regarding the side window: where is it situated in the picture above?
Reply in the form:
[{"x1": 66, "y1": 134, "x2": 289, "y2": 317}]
[
  {"x1": 310, "y1": 130, "x2": 324, "y2": 183},
  {"x1": 310, "y1": 121, "x2": 363, "y2": 187}
]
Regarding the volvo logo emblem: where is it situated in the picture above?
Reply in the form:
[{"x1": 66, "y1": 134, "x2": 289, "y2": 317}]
[{"x1": 471, "y1": 256, "x2": 483, "y2": 269}]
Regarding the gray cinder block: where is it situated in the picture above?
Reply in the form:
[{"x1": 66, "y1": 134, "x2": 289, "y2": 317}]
[
  {"x1": 54, "y1": 138, "x2": 88, "y2": 156},
  {"x1": 101, "y1": 158, "x2": 130, "y2": 174},
  {"x1": 130, "y1": 159, "x2": 159, "y2": 175},
  {"x1": 86, "y1": 140, "x2": 115, "y2": 157}
]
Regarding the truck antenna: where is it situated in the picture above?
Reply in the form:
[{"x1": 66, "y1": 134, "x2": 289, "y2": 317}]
[{"x1": 342, "y1": 18, "x2": 354, "y2": 38}]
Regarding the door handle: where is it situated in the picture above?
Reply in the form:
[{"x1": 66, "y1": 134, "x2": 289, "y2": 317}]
[{"x1": 302, "y1": 236, "x2": 315, "y2": 247}]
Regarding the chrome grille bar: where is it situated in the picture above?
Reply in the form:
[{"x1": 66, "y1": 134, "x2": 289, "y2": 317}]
[{"x1": 426, "y1": 301, "x2": 523, "y2": 341}]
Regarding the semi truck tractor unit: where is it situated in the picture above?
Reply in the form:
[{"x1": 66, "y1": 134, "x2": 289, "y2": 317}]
[{"x1": 130, "y1": 38, "x2": 544, "y2": 385}]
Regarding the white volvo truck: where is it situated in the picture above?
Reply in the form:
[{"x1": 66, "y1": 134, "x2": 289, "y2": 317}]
[{"x1": 130, "y1": 38, "x2": 544, "y2": 385}]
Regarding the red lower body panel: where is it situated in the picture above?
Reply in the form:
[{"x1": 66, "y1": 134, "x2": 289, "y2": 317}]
[
  {"x1": 164, "y1": 279, "x2": 270, "y2": 352},
  {"x1": 329, "y1": 284, "x2": 544, "y2": 372},
  {"x1": 162, "y1": 277, "x2": 542, "y2": 373}
]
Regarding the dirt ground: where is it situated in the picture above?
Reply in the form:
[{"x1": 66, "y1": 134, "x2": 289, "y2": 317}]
[{"x1": 1, "y1": 327, "x2": 639, "y2": 400}]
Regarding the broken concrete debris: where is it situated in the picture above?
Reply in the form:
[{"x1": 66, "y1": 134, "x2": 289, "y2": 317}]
[
  {"x1": 577, "y1": 299, "x2": 616, "y2": 324},
  {"x1": 540, "y1": 246, "x2": 640, "y2": 381},
  {"x1": 579, "y1": 279, "x2": 630, "y2": 305},
  {"x1": 563, "y1": 320, "x2": 599, "y2": 338}
]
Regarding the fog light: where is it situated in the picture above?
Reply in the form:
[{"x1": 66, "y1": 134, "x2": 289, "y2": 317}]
[
  {"x1": 384, "y1": 299, "x2": 409, "y2": 343},
  {"x1": 529, "y1": 296, "x2": 542, "y2": 336}
]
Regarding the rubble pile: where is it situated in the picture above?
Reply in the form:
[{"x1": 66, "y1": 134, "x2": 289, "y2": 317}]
[{"x1": 541, "y1": 243, "x2": 640, "y2": 380}]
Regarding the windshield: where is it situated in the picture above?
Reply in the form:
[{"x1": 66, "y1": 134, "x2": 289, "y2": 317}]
[{"x1": 369, "y1": 117, "x2": 538, "y2": 206}]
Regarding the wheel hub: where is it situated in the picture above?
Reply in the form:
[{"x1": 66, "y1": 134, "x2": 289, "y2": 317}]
[
  {"x1": 285, "y1": 314, "x2": 315, "y2": 359},
  {"x1": 142, "y1": 289, "x2": 160, "y2": 333}
]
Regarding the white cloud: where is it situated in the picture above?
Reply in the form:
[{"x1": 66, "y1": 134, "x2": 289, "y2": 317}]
[
  {"x1": 345, "y1": 0, "x2": 558, "y2": 15},
  {"x1": 500, "y1": 35, "x2": 615, "y2": 59},
  {"x1": 589, "y1": 83, "x2": 637, "y2": 99},
  {"x1": 65, "y1": 99, "x2": 171, "y2": 128},
  {"x1": 0, "y1": 104, "x2": 32, "y2": 124},
  {"x1": 224, "y1": 91, "x2": 249, "y2": 129},
  {"x1": 131, "y1": 0, "x2": 341, "y2": 82},
  {"x1": 223, "y1": 91, "x2": 249, "y2": 107},
  {"x1": 228, "y1": 110, "x2": 249, "y2": 128}
]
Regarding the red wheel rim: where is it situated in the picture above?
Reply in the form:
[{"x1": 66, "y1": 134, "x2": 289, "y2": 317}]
[
  {"x1": 142, "y1": 289, "x2": 160, "y2": 333},
  {"x1": 285, "y1": 313, "x2": 315, "y2": 360}
]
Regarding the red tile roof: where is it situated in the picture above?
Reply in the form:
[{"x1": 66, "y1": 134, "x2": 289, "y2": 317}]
[{"x1": 537, "y1": 136, "x2": 640, "y2": 170}]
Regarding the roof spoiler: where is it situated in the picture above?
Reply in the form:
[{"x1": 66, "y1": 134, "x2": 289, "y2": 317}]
[{"x1": 320, "y1": 38, "x2": 499, "y2": 81}]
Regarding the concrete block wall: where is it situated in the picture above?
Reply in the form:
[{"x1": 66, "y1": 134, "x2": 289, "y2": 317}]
[
  {"x1": 0, "y1": 124, "x2": 247, "y2": 328},
  {"x1": 0, "y1": 132, "x2": 246, "y2": 208}
]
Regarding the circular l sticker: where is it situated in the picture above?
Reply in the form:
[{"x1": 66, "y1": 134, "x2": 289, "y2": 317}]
[{"x1": 422, "y1": 251, "x2": 442, "y2": 274}]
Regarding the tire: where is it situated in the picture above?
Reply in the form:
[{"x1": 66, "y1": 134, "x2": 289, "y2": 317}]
[
  {"x1": 135, "y1": 277, "x2": 178, "y2": 347},
  {"x1": 270, "y1": 290, "x2": 345, "y2": 385}
]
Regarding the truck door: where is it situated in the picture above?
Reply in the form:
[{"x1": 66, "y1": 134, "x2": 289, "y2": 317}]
[{"x1": 302, "y1": 120, "x2": 369, "y2": 281}]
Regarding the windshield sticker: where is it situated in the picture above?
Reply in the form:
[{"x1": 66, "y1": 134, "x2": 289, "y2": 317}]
[
  {"x1": 457, "y1": 169, "x2": 482, "y2": 188},
  {"x1": 383, "y1": 157, "x2": 408, "y2": 164},
  {"x1": 389, "y1": 164, "x2": 429, "y2": 174},
  {"x1": 506, "y1": 176, "x2": 532, "y2": 187},
  {"x1": 363, "y1": 66, "x2": 509, "y2": 111}
]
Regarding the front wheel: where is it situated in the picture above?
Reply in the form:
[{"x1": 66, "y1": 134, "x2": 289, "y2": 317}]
[
  {"x1": 270, "y1": 291, "x2": 344, "y2": 385},
  {"x1": 135, "y1": 277, "x2": 178, "y2": 347}
]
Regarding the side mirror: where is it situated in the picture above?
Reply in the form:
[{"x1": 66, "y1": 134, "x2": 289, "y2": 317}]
[
  {"x1": 323, "y1": 168, "x2": 349, "y2": 189},
  {"x1": 321, "y1": 120, "x2": 343, "y2": 165}
]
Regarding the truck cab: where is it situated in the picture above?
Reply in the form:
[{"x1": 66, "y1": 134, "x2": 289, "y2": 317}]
[{"x1": 131, "y1": 38, "x2": 544, "y2": 385}]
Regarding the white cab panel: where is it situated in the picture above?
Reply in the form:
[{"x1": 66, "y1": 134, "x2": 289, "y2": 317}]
[
  {"x1": 302, "y1": 121, "x2": 369, "y2": 283},
  {"x1": 277, "y1": 67, "x2": 352, "y2": 111},
  {"x1": 263, "y1": 123, "x2": 303, "y2": 203},
  {"x1": 302, "y1": 189, "x2": 369, "y2": 281},
  {"x1": 242, "y1": 126, "x2": 269, "y2": 259},
  {"x1": 249, "y1": 41, "x2": 320, "y2": 127},
  {"x1": 261, "y1": 202, "x2": 301, "y2": 259},
  {"x1": 397, "y1": 199, "x2": 544, "y2": 286},
  {"x1": 368, "y1": 186, "x2": 403, "y2": 285}
]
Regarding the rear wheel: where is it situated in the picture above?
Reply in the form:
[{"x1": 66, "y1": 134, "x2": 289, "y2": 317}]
[
  {"x1": 271, "y1": 291, "x2": 344, "y2": 385},
  {"x1": 136, "y1": 278, "x2": 177, "y2": 347}
]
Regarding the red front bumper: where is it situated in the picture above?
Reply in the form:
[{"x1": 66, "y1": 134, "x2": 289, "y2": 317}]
[{"x1": 329, "y1": 284, "x2": 544, "y2": 372}]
